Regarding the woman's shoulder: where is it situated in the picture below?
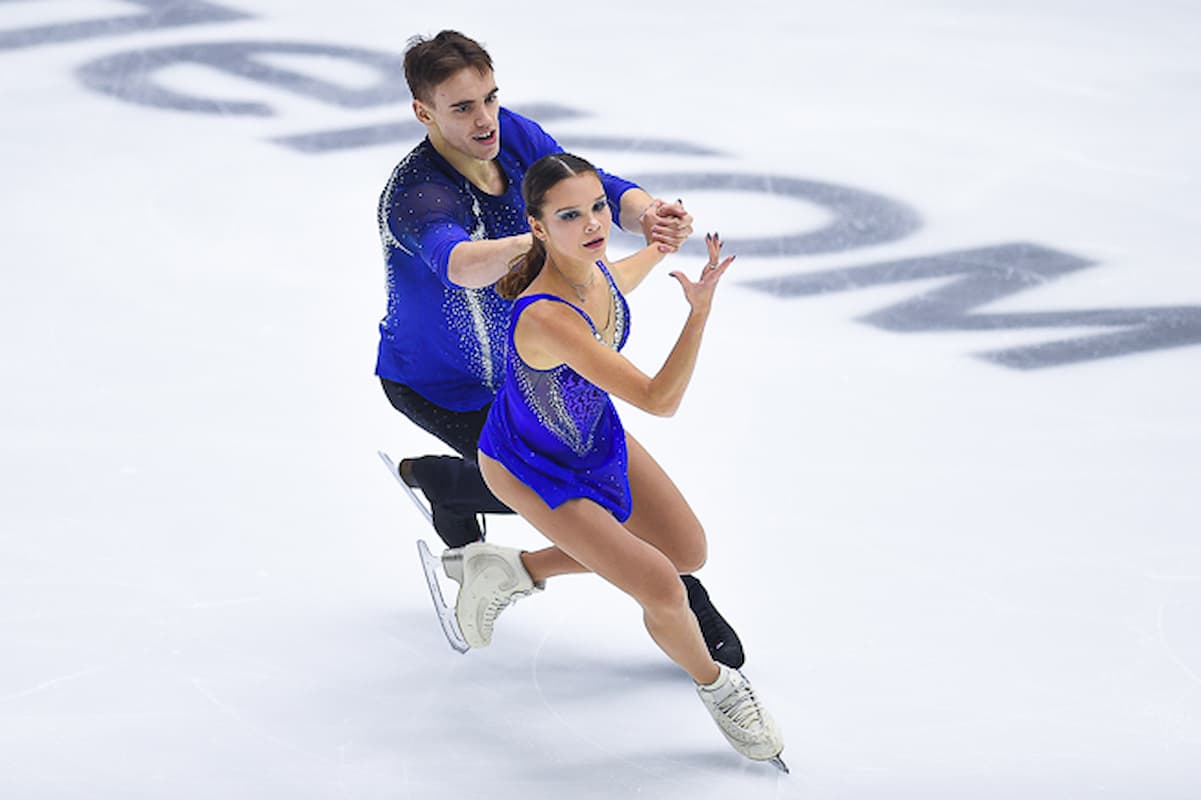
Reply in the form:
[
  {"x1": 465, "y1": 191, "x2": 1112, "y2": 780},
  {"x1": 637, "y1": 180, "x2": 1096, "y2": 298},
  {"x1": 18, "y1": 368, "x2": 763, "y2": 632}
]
[
  {"x1": 515, "y1": 289, "x2": 571, "y2": 314},
  {"x1": 514, "y1": 291, "x2": 588, "y2": 331}
]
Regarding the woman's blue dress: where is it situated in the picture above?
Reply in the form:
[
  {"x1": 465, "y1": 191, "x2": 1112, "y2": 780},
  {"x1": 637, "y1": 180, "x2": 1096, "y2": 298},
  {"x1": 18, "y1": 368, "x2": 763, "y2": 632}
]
[{"x1": 478, "y1": 262, "x2": 633, "y2": 521}]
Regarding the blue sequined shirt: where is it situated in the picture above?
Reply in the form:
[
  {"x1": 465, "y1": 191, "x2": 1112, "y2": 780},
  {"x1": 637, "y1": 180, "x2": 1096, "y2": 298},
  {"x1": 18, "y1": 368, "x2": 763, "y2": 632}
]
[{"x1": 375, "y1": 107, "x2": 639, "y2": 411}]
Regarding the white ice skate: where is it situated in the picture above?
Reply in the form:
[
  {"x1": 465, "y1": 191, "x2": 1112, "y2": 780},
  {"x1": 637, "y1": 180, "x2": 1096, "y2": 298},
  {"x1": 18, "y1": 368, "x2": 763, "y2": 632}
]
[
  {"x1": 416, "y1": 540, "x2": 471, "y2": 653},
  {"x1": 697, "y1": 664, "x2": 788, "y2": 773},
  {"x1": 452, "y1": 542, "x2": 543, "y2": 648}
]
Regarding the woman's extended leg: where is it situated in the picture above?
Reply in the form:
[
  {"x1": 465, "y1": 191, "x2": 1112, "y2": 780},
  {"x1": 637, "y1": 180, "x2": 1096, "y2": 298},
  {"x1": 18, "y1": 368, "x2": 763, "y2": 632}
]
[
  {"x1": 478, "y1": 453, "x2": 720, "y2": 686},
  {"x1": 476, "y1": 451, "x2": 784, "y2": 767}
]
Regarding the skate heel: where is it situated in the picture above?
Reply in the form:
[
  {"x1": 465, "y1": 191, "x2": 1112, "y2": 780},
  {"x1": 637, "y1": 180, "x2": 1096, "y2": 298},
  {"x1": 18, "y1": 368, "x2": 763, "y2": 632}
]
[
  {"x1": 378, "y1": 451, "x2": 433, "y2": 524},
  {"x1": 442, "y1": 548, "x2": 465, "y2": 583}
]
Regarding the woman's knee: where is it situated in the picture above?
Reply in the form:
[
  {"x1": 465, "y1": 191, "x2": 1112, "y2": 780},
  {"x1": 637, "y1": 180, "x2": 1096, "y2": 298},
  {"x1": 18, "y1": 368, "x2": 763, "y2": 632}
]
[
  {"x1": 667, "y1": 524, "x2": 707, "y2": 574},
  {"x1": 636, "y1": 562, "x2": 690, "y2": 615}
]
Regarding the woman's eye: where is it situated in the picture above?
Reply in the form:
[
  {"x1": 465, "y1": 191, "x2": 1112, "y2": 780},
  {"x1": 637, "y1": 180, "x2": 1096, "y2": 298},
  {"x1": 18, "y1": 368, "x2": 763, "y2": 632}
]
[{"x1": 559, "y1": 211, "x2": 579, "y2": 220}]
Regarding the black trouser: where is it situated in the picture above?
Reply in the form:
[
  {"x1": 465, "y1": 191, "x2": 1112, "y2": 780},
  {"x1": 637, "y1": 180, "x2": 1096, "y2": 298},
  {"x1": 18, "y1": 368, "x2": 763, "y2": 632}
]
[{"x1": 380, "y1": 378, "x2": 513, "y2": 546}]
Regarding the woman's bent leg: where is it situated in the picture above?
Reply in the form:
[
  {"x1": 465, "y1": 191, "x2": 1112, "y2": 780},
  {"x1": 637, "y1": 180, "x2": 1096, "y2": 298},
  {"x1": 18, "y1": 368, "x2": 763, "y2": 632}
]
[{"x1": 478, "y1": 453, "x2": 719, "y2": 685}]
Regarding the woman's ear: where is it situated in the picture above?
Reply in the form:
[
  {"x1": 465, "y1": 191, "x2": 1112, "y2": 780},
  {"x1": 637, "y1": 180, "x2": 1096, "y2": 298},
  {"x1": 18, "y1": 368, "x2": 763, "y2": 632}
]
[{"x1": 529, "y1": 217, "x2": 546, "y2": 242}]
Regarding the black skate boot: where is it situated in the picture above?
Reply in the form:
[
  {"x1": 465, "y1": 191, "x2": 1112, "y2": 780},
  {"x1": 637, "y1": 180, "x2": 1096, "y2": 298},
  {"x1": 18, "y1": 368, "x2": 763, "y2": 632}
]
[
  {"x1": 400, "y1": 456, "x2": 484, "y2": 549},
  {"x1": 682, "y1": 575, "x2": 745, "y2": 668}
]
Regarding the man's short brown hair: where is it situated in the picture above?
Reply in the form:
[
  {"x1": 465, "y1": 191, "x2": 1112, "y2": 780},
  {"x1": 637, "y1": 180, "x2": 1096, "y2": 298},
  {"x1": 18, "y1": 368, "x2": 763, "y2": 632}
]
[{"x1": 404, "y1": 30, "x2": 493, "y2": 104}]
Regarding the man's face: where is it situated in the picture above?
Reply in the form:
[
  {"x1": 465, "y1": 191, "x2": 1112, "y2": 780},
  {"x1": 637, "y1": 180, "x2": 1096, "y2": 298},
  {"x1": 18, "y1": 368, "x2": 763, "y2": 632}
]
[{"x1": 415, "y1": 68, "x2": 500, "y2": 161}]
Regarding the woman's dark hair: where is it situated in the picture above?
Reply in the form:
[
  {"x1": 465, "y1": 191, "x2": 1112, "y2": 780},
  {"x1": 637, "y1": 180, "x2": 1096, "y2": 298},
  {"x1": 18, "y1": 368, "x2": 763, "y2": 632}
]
[
  {"x1": 403, "y1": 30, "x2": 493, "y2": 104},
  {"x1": 497, "y1": 153, "x2": 600, "y2": 300}
]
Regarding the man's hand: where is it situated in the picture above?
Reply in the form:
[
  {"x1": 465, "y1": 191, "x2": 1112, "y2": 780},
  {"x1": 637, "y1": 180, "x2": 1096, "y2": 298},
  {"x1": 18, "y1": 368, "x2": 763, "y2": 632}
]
[{"x1": 640, "y1": 198, "x2": 694, "y2": 253}]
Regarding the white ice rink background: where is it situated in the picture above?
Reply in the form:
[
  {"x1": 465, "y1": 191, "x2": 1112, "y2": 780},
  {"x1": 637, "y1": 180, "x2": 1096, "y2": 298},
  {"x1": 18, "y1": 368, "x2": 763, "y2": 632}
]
[{"x1": 2, "y1": 1, "x2": 1199, "y2": 797}]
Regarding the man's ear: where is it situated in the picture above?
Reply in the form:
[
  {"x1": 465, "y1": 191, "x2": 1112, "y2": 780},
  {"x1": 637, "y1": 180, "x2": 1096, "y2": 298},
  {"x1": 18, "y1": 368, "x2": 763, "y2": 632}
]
[{"x1": 413, "y1": 99, "x2": 433, "y2": 125}]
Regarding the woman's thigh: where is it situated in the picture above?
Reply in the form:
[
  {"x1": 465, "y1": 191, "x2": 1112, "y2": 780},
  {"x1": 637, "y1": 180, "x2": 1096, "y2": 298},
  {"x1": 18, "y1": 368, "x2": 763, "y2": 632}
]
[
  {"x1": 479, "y1": 453, "x2": 684, "y2": 609},
  {"x1": 622, "y1": 432, "x2": 707, "y2": 573}
]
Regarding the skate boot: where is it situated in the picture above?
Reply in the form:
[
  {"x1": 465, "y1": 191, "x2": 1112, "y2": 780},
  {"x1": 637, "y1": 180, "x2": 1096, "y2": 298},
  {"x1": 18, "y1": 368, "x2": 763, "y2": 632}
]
[
  {"x1": 447, "y1": 542, "x2": 543, "y2": 648},
  {"x1": 697, "y1": 664, "x2": 787, "y2": 771},
  {"x1": 399, "y1": 456, "x2": 485, "y2": 548},
  {"x1": 682, "y1": 575, "x2": 745, "y2": 668}
]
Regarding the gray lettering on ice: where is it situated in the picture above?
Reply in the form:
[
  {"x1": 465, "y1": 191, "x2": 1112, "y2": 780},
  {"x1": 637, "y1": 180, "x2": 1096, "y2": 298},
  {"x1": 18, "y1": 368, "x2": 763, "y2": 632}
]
[
  {"x1": 0, "y1": 0, "x2": 249, "y2": 51},
  {"x1": 743, "y1": 243, "x2": 1201, "y2": 368},
  {"x1": 76, "y1": 41, "x2": 407, "y2": 115}
]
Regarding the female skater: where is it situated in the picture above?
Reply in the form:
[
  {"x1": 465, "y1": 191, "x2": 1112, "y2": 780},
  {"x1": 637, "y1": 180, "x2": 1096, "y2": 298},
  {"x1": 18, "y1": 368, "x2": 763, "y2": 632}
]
[{"x1": 448, "y1": 153, "x2": 785, "y2": 769}]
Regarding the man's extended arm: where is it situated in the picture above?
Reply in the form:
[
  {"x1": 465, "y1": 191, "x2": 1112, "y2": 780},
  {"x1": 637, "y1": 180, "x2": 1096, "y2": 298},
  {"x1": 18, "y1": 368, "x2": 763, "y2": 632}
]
[{"x1": 445, "y1": 233, "x2": 533, "y2": 289}]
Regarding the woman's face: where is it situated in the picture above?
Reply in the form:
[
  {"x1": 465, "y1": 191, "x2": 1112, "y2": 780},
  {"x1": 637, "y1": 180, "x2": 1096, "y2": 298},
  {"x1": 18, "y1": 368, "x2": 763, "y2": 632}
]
[{"x1": 533, "y1": 173, "x2": 611, "y2": 264}]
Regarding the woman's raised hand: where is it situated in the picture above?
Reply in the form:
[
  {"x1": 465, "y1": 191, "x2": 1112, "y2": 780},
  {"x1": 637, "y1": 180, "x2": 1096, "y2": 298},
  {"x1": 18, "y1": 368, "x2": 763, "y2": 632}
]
[{"x1": 669, "y1": 232, "x2": 735, "y2": 314}]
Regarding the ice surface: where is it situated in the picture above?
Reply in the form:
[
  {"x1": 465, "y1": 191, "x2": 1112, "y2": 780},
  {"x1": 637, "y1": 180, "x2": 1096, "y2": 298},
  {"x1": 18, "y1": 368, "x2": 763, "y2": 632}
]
[{"x1": 2, "y1": 1, "x2": 1199, "y2": 798}]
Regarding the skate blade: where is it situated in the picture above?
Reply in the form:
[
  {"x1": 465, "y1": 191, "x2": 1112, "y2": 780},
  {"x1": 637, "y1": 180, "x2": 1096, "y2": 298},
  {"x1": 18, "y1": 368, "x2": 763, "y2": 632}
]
[
  {"x1": 417, "y1": 539, "x2": 470, "y2": 654},
  {"x1": 768, "y1": 755, "x2": 789, "y2": 774},
  {"x1": 378, "y1": 450, "x2": 433, "y2": 525}
]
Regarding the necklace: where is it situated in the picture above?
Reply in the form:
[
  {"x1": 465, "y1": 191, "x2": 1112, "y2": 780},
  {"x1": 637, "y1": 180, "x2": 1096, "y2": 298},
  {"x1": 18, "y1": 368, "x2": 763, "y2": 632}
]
[{"x1": 548, "y1": 257, "x2": 595, "y2": 303}]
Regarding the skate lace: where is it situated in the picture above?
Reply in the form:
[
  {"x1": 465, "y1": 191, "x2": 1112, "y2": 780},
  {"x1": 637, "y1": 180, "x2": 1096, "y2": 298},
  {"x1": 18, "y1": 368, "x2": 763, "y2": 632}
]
[
  {"x1": 481, "y1": 596, "x2": 511, "y2": 631},
  {"x1": 717, "y1": 681, "x2": 765, "y2": 731},
  {"x1": 480, "y1": 587, "x2": 532, "y2": 633}
]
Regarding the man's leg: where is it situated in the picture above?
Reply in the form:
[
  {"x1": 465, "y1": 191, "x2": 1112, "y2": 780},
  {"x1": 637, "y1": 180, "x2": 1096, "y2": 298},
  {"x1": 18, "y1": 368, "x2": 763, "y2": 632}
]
[
  {"x1": 681, "y1": 575, "x2": 744, "y2": 668},
  {"x1": 380, "y1": 378, "x2": 513, "y2": 547},
  {"x1": 402, "y1": 454, "x2": 511, "y2": 547}
]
